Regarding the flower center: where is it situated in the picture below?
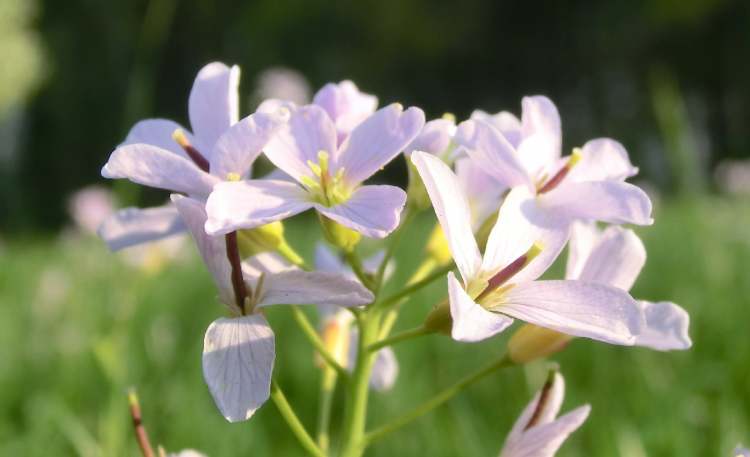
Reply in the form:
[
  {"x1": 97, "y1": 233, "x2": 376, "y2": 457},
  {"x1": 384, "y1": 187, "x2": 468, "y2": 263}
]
[
  {"x1": 536, "y1": 148, "x2": 582, "y2": 194},
  {"x1": 172, "y1": 129, "x2": 210, "y2": 172},
  {"x1": 473, "y1": 242, "x2": 544, "y2": 305},
  {"x1": 301, "y1": 150, "x2": 352, "y2": 206}
]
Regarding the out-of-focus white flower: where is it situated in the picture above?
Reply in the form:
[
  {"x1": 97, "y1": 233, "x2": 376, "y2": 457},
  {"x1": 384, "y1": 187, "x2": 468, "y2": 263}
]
[
  {"x1": 715, "y1": 159, "x2": 750, "y2": 195},
  {"x1": 734, "y1": 445, "x2": 750, "y2": 457},
  {"x1": 167, "y1": 450, "x2": 207, "y2": 457},
  {"x1": 412, "y1": 151, "x2": 644, "y2": 345},
  {"x1": 499, "y1": 372, "x2": 590, "y2": 457},
  {"x1": 174, "y1": 195, "x2": 373, "y2": 422},
  {"x1": 254, "y1": 67, "x2": 311, "y2": 106},
  {"x1": 68, "y1": 185, "x2": 115, "y2": 235}
]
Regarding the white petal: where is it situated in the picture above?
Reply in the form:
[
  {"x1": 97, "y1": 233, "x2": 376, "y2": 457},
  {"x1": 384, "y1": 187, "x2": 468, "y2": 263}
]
[
  {"x1": 313, "y1": 80, "x2": 378, "y2": 137},
  {"x1": 102, "y1": 143, "x2": 219, "y2": 197},
  {"x1": 542, "y1": 181, "x2": 653, "y2": 226},
  {"x1": 202, "y1": 314, "x2": 275, "y2": 422},
  {"x1": 470, "y1": 110, "x2": 522, "y2": 147},
  {"x1": 189, "y1": 62, "x2": 240, "y2": 152},
  {"x1": 335, "y1": 104, "x2": 425, "y2": 184},
  {"x1": 519, "y1": 95, "x2": 561, "y2": 167},
  {"x1": 411, "y1": 151, "x2": 482, "y2": 283},
  {"x1": 242, "y1": 252, "x2": 297, "y2": 276},
  {"x1": 565, "y1": 222, "x2": 601, "y2": 281},
  {"x1": 314, "y1": 242, "x2": 346, "y2": 273},
  {"x1": 634, "y1": 301, "x2": 692, "y2": 351},
  {"x1": 454, "y1": 157, "x2": 506, "y2": 231},
  {"x1": 500, "y1": 405, "x2": 590, "y2": 457},
  {"x1": 496, "y1": 280, "x2": 643, "y2": 345},
  {"x1": 482, "y1": 186, "x2": 569, "y2": 283},
  {"x1": 404, "y1": 118, "x2": 456, "y2": 156},
  {"x1": 576, "y1": 226, "x2": 646, "y2": 290},
  {"x1": 98, "y1": 204, "x2": 184, "y2": 251},
  {"x1": 122, "y1": 118, "x2": 190, "y2": 158},
  {"x1": 567, "y1": 138, "x2": 638, "y2": 183},
  {"x1": 315, "y1": 185, "x2": 406, "y2": 238},
  {"x1": 263, "y1": 105, "x2": 338, "y2": 182},
  {"x1": 257, "y1": 270, "x2": 374, "y2": 307},
  {"x1": 506, "y1": 373, "x2": 566, "y2": 444},
  {"x1": 448, "y1": 272, "x2": 514, "y2": 342},
  {"x1": 209, "y1": 112, "x2": 284, "y2": 179},
  {"x1": 205, "y1": 180, "x2": 312, "y2": 235},
  {"x1": 455, "y1": 119, "x2": 532, "y2": 189},
  {"x1": 369, "y1": 347, "x2": 398, "y2": 391},
  {"x1": 172, "y1": 195, "x2": 234, "y2": 305}
]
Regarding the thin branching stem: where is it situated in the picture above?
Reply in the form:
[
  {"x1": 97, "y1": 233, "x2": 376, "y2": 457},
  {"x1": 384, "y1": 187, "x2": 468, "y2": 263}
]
[
  {"x1": 291, "y1": 306, "x2": 348, "y2": 379},
  {"x1": 271, "y1": 379, "x2": 327, "y2": 457}
]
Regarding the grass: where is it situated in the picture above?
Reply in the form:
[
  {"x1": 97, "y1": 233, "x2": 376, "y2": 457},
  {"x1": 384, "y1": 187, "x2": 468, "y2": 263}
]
[{"x1": 1, "y1": 195, "x2": 749, "y2": 456}]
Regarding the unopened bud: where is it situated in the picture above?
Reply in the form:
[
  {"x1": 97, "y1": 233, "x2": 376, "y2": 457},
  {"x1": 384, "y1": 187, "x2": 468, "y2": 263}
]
[
  {"x1": 423, "y1": 299, "x2": 452, "y2": 335},
  {"x1": 319, "y1": 214, "x2": 361, "y2": 252},
  {"x1": 426, "y1": 224, "x2": 452, "y2": 266},
  {"x1": 508, "y1": 324, "x2": 572, "y2": 364}
]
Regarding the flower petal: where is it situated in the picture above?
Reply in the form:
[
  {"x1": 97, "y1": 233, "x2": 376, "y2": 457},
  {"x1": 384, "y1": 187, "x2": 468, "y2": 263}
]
[
  {"x1": 172, "y1": 195, "x2": 234, "y2": 305},
  {"x1": 315, "y1": 184, "x2": 406, "y2": 238},
  {"x1": 202, "y1": 314, "x2": 275, "y2": 422},
  {"x1": 448, "y1": 272, "x2": 514, "y2": 342},
  {"x1": 506, "y1": 373, "x2": 566, "y2": 443},
  {"x1": 314, "y1": 242, "x2": 347, "y2": 273},
  {"x1": 411, "y1": 151, "x2": 481, "y2": 282},
  {"x1": 369, "y1": 347, "x2": 398, "y2": 391},
  {"x1": 313, "y1": 80, "x2": 378, "y2": 138},
  {"x1": 257, "y1": 270, "x2": 374, "y2": 307},
  {"x1": 123, "y1": 118, "x2": 191, "y2": 158},
  {"x1": 404, "y1": 118, "x2": 456, "y2": 156},
  {"x1": 454, "y1": 157, "x2": 506, "y2": 231},
  {"x1": 567, "y1": 138, "x2": 638, "y2": 183},
  {"x1": 501, "y1": 405, "x2": 590, "y2": 457},
  {"x1": 634, "y1": 301, "x2": 692, "y2": 351},
  {"x1": 209, "y1": 111, "x2": 285, "y2": 179},
  {"x1": 470, "y1": 109, "x2": 522, "y2": 147},
  {"x1": 542, "y1": 181, "x2": 653, "y2": 226},
  {"x1": 98, "y1": 204, "x2": 185, "y2": 251},
  {"x1": 495, "y1": 280, "x2": 644, "y2": 345},
  {"x1": 455, "y1": 119, "x2": 532, "y2": 190},
  {"x1": 520, "y1": 95, "x2": 561, "y2": 156},
  {"x1": 264, "y1": 105, "x2": 338, "y2": 182},
  {"x1": 575, "y1": 226, "x2": 646, "y2": 290},
  {"x1": 482, "y1": 186, "x2": 569, "y2": 283},
  {"x1": 334, "y1": 103, "x2": 424, "y2": 184},
  {"x1": 564, "y1": 222, "x2": 600, "y2": 281},
  {"x1": 189, "y1": 62, "x2": 240, "y2": 152},
  {"x1": 205, "y1": 180, "x2": 312, "y2": 236},
  {"x1": 102, "y1": 143, "x2": 219, "y2": 197}
]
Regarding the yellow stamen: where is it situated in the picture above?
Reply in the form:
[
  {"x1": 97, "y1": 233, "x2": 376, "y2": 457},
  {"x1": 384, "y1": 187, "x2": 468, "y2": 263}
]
[
  {"x1": 171, "y1": 129, "x2": 190, "y2": 148},
  {"x1": 442, "y1": 112, "x2": 456, "y2": 123},
  {"x1": 226, "y1": 172, "x2": 241, "y2": 182}
]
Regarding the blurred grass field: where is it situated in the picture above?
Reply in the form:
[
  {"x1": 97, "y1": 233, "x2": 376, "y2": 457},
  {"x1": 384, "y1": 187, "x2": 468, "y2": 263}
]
[{"x1": 1, "y1": 196, "x2": 749, "y2": 457}]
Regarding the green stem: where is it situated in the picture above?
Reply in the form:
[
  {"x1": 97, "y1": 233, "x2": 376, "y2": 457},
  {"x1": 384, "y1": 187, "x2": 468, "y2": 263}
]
[
  {"x1": 378, "y1": 258, "x2": 439, "y2": 339},
  {"x1": 345, "y1": 251, "x2": 374, "y2": 291},
  {"x1": 338, "y1": 310, "x2": 380, "y2": 457},
  {"x1": 291, "y1": 306, "x2": 348, "y2": 379},
  {"x1": 270, "y1": 380, "x2": 326, "y2": 457},
  {"x1": 374, "y1": 206, "x2": 418, "y2": 290},
  {"x1": 364, "y1": 355, "x2": 514, "y2": 445},
  {"x1": 367, "y1": 326, "x2": 432, "y2": 352},
  {"x1": 316, "y1": 367, "x2": 338, "y2": 452},
  {"x1": 375, "y1": 263, "x2": 454, "y2": 311}
]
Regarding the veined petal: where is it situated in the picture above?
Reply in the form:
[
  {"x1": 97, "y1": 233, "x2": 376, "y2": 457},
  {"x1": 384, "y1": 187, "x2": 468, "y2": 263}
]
[
  {"x1": 209, "y1": 111, "x2": 285, "y2": 179},
  {"x1": 520, "y1": 95, "x2": 561, "y2": 157},
  {"x1": 172, "y1": 195, "x2": 234, "y2": 305},
  {"x1": 315, "y1": 185, "x2": 406, "y2": 238},
  {"x1": 369, "y1": 347, "x2": 398, "y2": 391},
  {"x1": 506, "y1": 373, "x2": 566, "y2": 444},
  {"x1": 336, "y1": 104, "x2": 425, "y2": 184},
  {"x1": 102, "y1": 143, "x2": 219, "y2": 197},
  {"x1": 404, "y1": 118, "x2": 456, "y2": 156},
  {"x1": 202, "y1": 314, "x2": 275, "y2": 422},
  {"x1": 567, "y1": 138, "x2": 638, "y2": 183},
  {"x1": 98, "y1": 204, "x2": 184, "y2": 251},
  {"x1": 189, "y1": 62, "x2": 240, "y2": 153},
  {"x1": 454, "y1": 157, "x2": 506, "y2": 231},
  {"x1": 482, "y1": 186, "x2": 569, "y2": 283},
  {"x1": 634, "y1": 301, "x2": 692, "y2": 351},
  {"x1": 576, "y1": 226, "x2": 646, "y2": 290},
  {"x1": 205, "y1": 180, "x2": 312, "y2": 236},
  {"x1": 411, "y1": 151, "x2": 481, "y2": 282},
  {"x1": 455, "y1": 119, "x2": 532, "y2": 190},
  {"x1": 313, "y1": 80, "x2": 378, "y2": 137},
  {"x1": 542, "y1": 181, "x2": 653, "y2": 226},
  {"x1": 495, "y1": 280, "x2": 644, "y2": 345},
  {"x1": 500, "y1": 405, "x2": 590, "y2": 457},
  {"x1": 257, "y1": 270, "x2": 374, "y2": 307},
  {"x1": 264, "y1": 105, "x2": 338, "y2": 182},
  {"x1": 448, "y1": 272, "x2": 514, "y2": 342},
  {"x1": 123, "y1": 118, "x2": 190, "y2": 158},
  {"x1": 470, "y1": 110, "x2": 522, "y2": 147},
  {"x1": 565, "y1": 222, "x2": 600, "y2": 281}
]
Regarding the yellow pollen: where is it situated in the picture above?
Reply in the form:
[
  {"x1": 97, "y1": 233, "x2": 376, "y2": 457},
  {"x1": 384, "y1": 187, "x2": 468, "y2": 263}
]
[
  {"x1": 171, "y1": 129, "x2": 190, "y2": 148},
  {"x1": 226, "y1": 172, "x2": 241, "y2": 182},
  {"x1": 442, "y1": 112, "x2": 456, "y2": 123},
  {"x1": 568, "y1": 147, "x2": 583, "y2": 167}
]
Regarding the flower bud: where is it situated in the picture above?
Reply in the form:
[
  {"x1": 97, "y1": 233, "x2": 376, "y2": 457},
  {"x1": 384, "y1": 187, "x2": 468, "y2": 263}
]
[
  {"x1": 406, "y1": 160, "x2": 432, "y2": 211},
  {"x1": 426, "y1": 225, "x2": 452, "y2": 266},
  {"x1": 237, "y1": 222, "x2": 285, "y2": 256},
  {"x1": 423, "y1": 299, "x2": 452, "y2": 335},
  {"x1": 508, "y1": 324, "x2": 572, "y2": 364},
  {"x1": 319, "y1": 214, "x2": 361, "y2": 252},
  {"x1": 317, "y1": 311, "x2": 352, "y2": 368}
]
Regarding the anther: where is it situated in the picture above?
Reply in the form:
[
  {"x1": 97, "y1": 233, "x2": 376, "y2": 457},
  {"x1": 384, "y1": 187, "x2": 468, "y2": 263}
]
[
  {"x1": 524, "y1": 370, "x2": 557, "y2": 430},
  {"x1": 172, "y1": 129, "x2": 210, "y2": 173},
  {"x1": 537, "y1": 148, "x2": 583, "y2": 194},
  {"x1": 476, "y1": 242, "x2": 543, "y2": 302}
]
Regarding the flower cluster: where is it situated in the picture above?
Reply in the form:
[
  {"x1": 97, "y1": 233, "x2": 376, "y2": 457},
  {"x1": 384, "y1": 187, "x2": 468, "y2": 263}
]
[{"x1": 100, "y1": 62, "x2": 691, "y2": 457}]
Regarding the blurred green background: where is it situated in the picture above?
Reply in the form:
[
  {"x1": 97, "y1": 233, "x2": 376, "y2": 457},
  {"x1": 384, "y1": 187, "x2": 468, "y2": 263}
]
[{"x1": 1, "y1": 0, "x2": 749, "y2": 455}]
